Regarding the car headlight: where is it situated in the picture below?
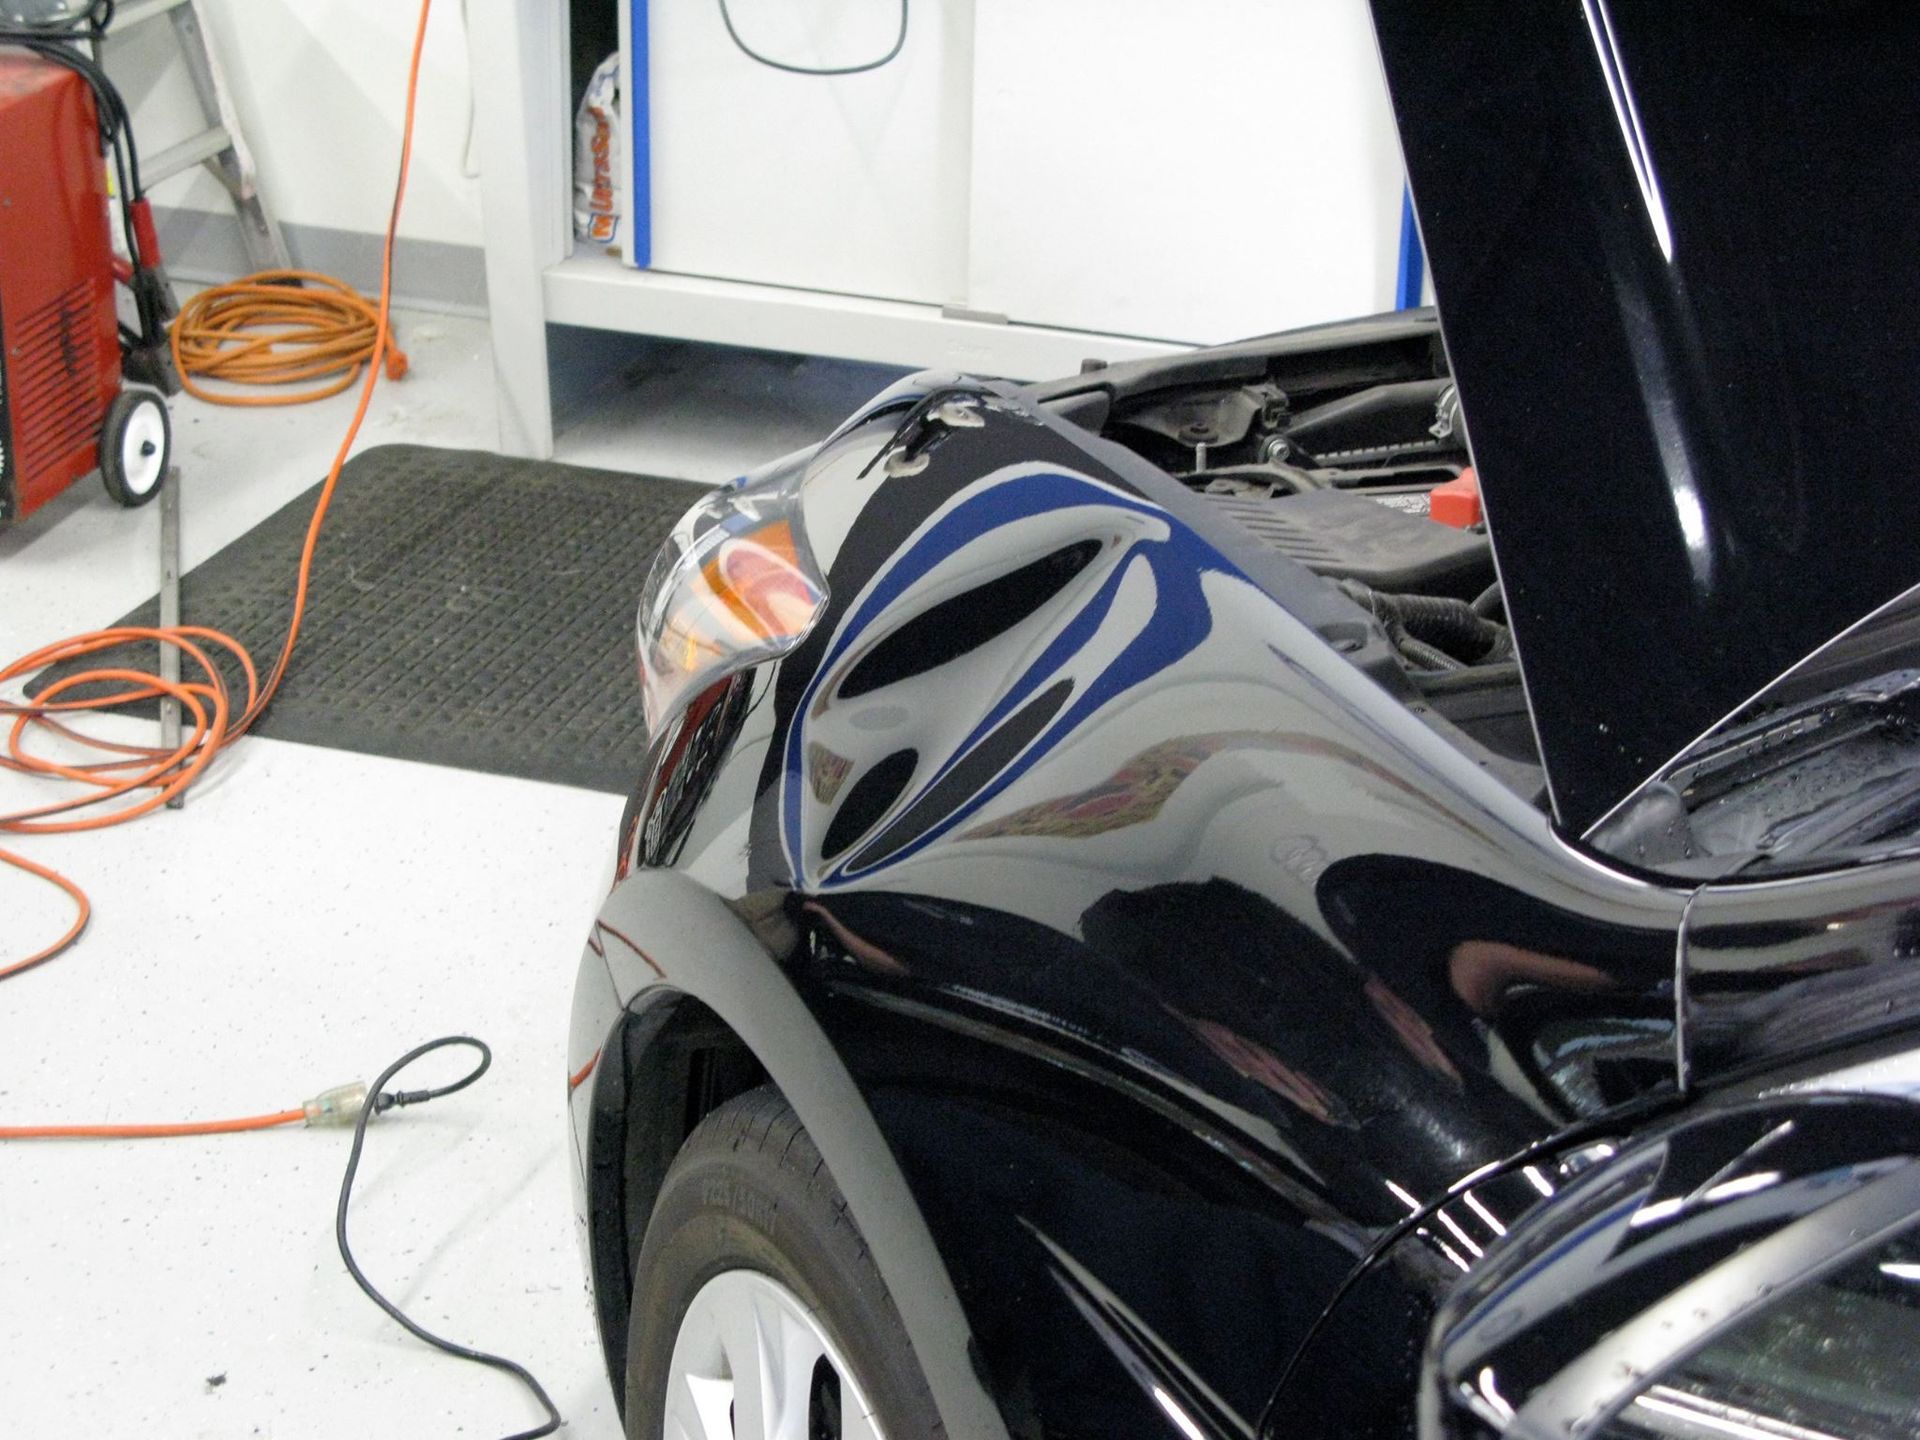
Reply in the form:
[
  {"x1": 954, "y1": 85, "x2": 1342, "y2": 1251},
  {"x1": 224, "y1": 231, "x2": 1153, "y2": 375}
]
[{"x1": 637, "y1": 453, "x2": 828, "y2": 735}]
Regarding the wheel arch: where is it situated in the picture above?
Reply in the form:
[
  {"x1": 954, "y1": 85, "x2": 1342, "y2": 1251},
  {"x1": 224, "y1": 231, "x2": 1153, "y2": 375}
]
[
  {"x1": 579, "y1": 989, "x2": 765, "y2": 1406},
  {"x1": 578, "y1": 867, "x2": 1011, "y2": 1440}
]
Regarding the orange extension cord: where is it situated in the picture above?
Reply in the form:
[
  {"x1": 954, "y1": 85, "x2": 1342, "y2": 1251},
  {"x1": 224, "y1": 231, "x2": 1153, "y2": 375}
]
[
  {"x1": 0, "y1": 1109, "x2": 305, "y2": 1141},
  {"x1": 0, "y1": 0, "x2": 432, "y2": 1049},
  {"x1": 172, "y1": 270, "x2": 410, "y2": 406}
]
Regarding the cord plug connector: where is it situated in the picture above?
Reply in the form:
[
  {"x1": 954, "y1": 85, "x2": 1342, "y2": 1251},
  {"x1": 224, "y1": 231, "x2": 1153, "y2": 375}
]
[{"x1": 303, "y1": 1082, "x2": 370, "y2": 1127}]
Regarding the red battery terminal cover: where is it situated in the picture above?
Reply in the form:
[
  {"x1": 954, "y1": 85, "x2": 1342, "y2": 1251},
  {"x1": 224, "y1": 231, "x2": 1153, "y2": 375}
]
[{"x1": 1429, "y1": 466, "x2": 1482, "y2": 528}]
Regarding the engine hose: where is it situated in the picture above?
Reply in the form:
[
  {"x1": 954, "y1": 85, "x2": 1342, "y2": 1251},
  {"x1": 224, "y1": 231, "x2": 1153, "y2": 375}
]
[
  {"x1": 1390, "y1": 592, "x2": 1504, "y2": 658},
  {"x1": 1340, "y1": 581, "x2": 1510, "y2": 668},
  {"x1": 1417, "y1": 660, "x2": 1524, "y2": 695},
  {"x1": 1396, "y1": 632, "x2": 1465, "y2": 673},
  {"x1": 1471, "y1": 581, "x2": 1505, "y2": 620}
]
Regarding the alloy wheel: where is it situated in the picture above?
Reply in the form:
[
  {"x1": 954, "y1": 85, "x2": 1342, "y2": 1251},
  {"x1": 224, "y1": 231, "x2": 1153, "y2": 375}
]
[{"x1": 663, "y1": 1268, "x2": 888, "y2": 1440}]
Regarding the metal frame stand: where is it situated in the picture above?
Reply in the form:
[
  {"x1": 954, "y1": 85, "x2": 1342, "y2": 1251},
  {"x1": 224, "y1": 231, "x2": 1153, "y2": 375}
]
[{"x1": 158, "y1": 466, "x2": 183, "y2": 808}]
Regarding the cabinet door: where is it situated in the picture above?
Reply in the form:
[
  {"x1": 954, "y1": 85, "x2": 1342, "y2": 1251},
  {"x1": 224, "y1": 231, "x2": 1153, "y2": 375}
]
[
  {"x1": 641, "y1": 0, "x2": 969, "y2": 306},
  {"x1": 966, "y1": 0, "x2": 1406, "y2": 344}
]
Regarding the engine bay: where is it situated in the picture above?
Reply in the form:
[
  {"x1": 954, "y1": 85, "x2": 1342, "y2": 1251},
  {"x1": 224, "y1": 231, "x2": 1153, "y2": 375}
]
[{"x1": 1035, "y1": 328, "x2": 1544, "y2": 788}]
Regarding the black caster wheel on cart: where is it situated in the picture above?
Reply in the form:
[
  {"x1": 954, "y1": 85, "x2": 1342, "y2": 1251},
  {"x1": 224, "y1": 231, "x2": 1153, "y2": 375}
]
[{"x1": 99, "y1": 388, "x2": 172, "y2": 508}]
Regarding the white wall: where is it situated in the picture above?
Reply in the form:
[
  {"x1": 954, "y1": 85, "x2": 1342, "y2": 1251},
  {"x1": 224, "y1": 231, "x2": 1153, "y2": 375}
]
[
  {"x1": 113, "y1": 0, "x2": 481, "y2": 250},
  {"x1": 111, "y1": 0, "x2": 1411, "y2": 340},
  {"x1": 644, "y1": 0, "x2": 974, "y2": 307},
  {"x1": 966, "y1": 0, "x2": 1407, "y2": 344},
  {"x1": 637, "y1": 0, "x2": 1409, "y2": 346}
]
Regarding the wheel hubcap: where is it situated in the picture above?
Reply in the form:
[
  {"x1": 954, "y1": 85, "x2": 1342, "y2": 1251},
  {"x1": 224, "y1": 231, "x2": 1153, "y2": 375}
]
[
  {"x1": 120, "y1": 401, "x2": 167, "y2": 496},
  {"x1": 664, "y1": 1269, "x2": 888, "y2": 1440}
]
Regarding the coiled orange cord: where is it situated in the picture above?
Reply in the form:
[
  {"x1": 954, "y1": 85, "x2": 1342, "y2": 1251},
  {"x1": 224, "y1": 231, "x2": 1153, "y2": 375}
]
[
  {"x1": 172, "y1": 270, "x2": 410, "y2": 407},
  {"x1": 0, "y1": 0, "x2": 434, "y2": 984}
]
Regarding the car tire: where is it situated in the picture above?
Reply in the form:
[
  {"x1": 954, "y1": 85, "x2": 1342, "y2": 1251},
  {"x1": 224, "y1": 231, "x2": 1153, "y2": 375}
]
[
  {"x1": 99, "y1": 388, "x2": 171, "y2": 508},
  {"x1": 623, "y1": 1085, "x2": 943, "y2": 1440}
]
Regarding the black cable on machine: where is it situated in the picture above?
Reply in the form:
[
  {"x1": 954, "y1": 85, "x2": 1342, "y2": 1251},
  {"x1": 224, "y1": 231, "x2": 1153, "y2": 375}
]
[
  {"x1": 335, "y1": 1036, "x2": 563, "y2": 1440},
  {"x1": 717, "y1": 0, "x2": 908, "y2": 76}
]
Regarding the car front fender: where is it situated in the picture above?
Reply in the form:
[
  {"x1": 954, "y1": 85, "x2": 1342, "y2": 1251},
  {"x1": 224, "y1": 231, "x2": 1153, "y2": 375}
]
[{"x1": 568, "y1": 866, "x2": 1013, "y2": 1440}]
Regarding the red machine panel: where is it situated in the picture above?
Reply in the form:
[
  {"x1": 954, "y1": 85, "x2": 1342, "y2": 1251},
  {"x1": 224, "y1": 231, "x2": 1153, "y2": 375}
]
[{"x1": 0, "y1": 49, "x2": 120, "y2": 524}]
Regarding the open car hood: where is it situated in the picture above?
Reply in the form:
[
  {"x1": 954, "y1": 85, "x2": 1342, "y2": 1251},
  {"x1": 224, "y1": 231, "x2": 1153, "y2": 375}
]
[{"x1": 1369, "y1": 0, "x2": 1920, "y2": 833}]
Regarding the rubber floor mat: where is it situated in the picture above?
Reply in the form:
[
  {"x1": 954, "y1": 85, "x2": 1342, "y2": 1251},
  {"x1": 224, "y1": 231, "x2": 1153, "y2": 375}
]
[{"x1": 31, "y1": 445, "x2": 711, "y2": 793}]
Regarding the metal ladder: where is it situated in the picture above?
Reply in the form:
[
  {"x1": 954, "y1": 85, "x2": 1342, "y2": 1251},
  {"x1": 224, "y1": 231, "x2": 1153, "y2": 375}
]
[{"x1": 101, "y1": 0, "x2": 289, "y2": 272}]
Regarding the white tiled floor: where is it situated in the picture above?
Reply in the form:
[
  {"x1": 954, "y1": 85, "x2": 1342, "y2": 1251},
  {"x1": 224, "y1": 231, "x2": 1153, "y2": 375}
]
[{"x1": 0, "y1": 311, "x2": 894, "y2": 1438}]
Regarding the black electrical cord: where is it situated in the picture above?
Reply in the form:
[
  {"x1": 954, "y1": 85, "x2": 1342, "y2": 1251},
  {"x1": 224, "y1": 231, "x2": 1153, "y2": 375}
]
[
  {"x1": 335, "y1": 1036, "x2": 563, "y2": 1440},
  {"x1": 717, "y1": 0, "x2": 907, "y2": 76}
]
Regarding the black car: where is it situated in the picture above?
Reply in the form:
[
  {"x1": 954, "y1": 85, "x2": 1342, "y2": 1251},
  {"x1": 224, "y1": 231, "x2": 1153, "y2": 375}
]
[{"x1": 567, "y1": 4, "x2": 1920, "y2": 1437}]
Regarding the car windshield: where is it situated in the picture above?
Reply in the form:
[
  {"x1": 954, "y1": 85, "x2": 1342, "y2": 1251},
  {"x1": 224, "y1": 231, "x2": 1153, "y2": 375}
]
[{"x1": 1587, "y1": 583, "x2": 1920, "y2": 879}]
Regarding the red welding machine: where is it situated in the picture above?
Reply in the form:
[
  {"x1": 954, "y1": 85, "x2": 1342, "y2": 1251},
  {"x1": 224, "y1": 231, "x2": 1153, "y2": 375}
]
[{"x1": 0, "y1": 46, "x2": 175, "y2": 528}]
